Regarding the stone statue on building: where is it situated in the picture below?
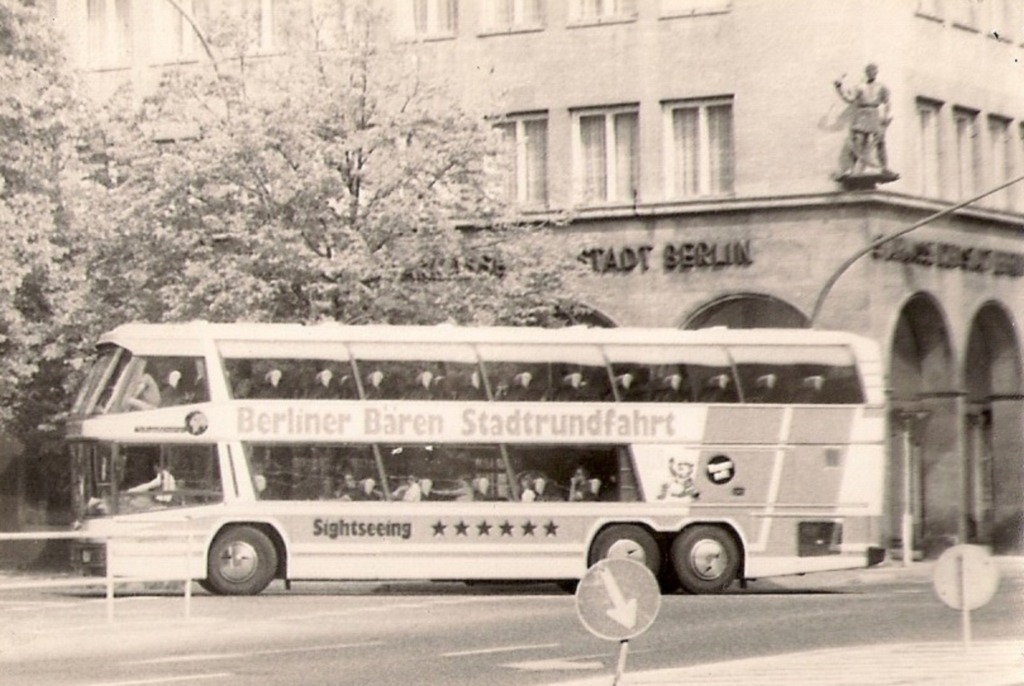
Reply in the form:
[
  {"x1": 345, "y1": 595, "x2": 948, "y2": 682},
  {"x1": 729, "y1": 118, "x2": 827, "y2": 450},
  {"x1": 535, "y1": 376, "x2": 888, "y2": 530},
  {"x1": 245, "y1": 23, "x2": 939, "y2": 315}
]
[{"x1": 833, "y1": 63, "x2": 899, "y2": 188}]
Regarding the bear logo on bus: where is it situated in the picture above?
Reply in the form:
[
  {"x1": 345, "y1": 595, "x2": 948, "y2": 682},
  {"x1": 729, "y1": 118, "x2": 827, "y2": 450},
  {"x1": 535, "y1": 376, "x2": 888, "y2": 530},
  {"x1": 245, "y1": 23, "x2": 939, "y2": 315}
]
[{"x1": 657, "y1": 457, "x2": 700, "y2": 502}]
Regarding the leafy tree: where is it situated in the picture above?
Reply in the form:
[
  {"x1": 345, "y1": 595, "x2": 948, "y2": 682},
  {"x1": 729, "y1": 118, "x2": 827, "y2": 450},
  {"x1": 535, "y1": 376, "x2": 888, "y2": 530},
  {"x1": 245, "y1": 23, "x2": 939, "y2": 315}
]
[
  {"x1": 0, "y1": 1, "x2": 89, "y2": 429},
  {"x1": 82, "y1": 0, "x2": 585, "y2": 332}
]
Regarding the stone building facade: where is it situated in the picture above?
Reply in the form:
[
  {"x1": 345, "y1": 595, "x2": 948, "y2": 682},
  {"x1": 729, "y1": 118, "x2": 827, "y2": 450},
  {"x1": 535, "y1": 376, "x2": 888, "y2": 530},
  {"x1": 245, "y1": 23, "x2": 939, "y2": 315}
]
[{"x1": 49, "y1": 0, "x2": 1024, "y2": 554}]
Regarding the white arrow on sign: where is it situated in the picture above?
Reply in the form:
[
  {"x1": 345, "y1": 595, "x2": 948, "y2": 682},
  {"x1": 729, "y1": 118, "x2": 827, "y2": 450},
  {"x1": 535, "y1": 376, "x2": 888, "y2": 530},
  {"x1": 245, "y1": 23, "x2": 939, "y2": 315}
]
[{"x1": 599, "y1": 566, "x2": 638, "y2": 629}]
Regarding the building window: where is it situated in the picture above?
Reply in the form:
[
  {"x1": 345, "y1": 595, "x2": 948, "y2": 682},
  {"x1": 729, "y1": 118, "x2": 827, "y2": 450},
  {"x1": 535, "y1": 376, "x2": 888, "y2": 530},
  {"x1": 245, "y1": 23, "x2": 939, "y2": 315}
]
[
  {"x1": 953, "y1": 107, "x2": 980, "y2": 199},
  {"x1": 573, "y1": 107, "x2": 639, "y2": 205},
  {"x1": 307, "y1": 0, "x2": 354, "y2": 50},
  {"x1": 665, "y1": 99, "x2": 734, "y2": 198},
  {"x1": 205, "y1": 0, "x2": 279, "y2": 54},
  {"x1": 397, "y1": 0, "x2": 458, "y2": 39},
  {"x1": 916, "y1": 99, "x2": 942, "y2": 198},
  {"x1": 569, "y1": 0, "x2": 637, "y2": 24},
  {"x1": 482, "y1": 0, "x2": 545, "y2": 31},
  {"x1": 660, "y1": 0, "x2": 731, "y2": 17},
  {"x1": 497, "y1": 115, "x2": 549, "y2": 207},
  {"x1": 151, "y1": 0, "x2": 212, "y2": 63},
  {"x1": 86, "y1": 0, "x2": 132, "y2": 68},
  {"x1": 987, "y1": 116, "x2": 1013, "y2": 209}
]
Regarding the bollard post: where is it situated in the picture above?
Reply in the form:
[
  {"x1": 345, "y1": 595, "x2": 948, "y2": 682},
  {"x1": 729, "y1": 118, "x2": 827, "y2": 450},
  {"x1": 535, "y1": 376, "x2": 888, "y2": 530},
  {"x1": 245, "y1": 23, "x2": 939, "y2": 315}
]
[
  {"x1": 183, "y1": 518, "x2": 193, "y2": 619},
  {"x1": 105, "y1": 536, "x2": 115, "y2": 623}
]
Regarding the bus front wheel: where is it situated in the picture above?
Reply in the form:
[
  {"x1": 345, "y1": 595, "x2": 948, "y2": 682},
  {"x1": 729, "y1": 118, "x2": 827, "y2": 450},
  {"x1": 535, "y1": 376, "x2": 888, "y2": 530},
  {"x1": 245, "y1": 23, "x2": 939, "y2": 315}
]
[
  {"x1": 206, "y1": 526, "x2": 278, "y2": 596},
  {"x1": 589, "y1": 525, "x2": 661, "y2": 578},
  {"x1": 670, "y1": 525, "x2": 739, "y2": 595}
]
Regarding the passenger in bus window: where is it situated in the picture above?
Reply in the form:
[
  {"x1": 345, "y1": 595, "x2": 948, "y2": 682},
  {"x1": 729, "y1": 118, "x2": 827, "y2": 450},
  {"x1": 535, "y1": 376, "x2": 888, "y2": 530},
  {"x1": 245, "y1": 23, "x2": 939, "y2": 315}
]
[
  {"x1": 350, "y1": 477, "x2": 382, "y2": 501},
  {"x1": 748, "y1": 373, "x2": 780, "y2": 403},
  {"x1": 125, "y1": 462, "x2": 176, "y2": 503},
  {"x1": 650, "y1": 372, "x2": 687, "y2": 402},
  {"x1": 473, "y1": 476, "x2": 499, "y2": 501},
  {"x1": 534, "y1": 476, "x2": 562, "y2": 501},
  {"x1": 699, "y1": 374, "x2": 735, "y2": 403},
  {"x1": 568, "y1": 466, "x2": 591, "y2": 502},
  {"x1": 125, "y1": 372, "x2": 161, "y2": 411},
  {"x1": 309, "y1": 369, "x2": 334, "y2": 399},
  {"x1": 554, "y1": 371, "x2": 586, "y2": 400},
  {"x1": 191, "y1": 361, "x2": 209, "y2": 402},
  {"x1": 439, "y1": 475, "x2": 474, "y2": 501},
  {"x1": 795, "y1": 375, "x2": 825, "y2": 403},
  {"x1": 519, "y1": 474, "x2": 537, "y2": 502},
  {"x1": 336, "y1": 472, "x2": 359, "y2": 500},
  {"x1": 364, "y1": 369, "x2": 386, "y2": 398},
  {"x1": 612, "y1": 372, "x2": 633, "y2": 399},
  {"x1": 255, "y1": 368, "x2": 284, "y2": 399},
  {"x1": 393, "y1": 474, "x2": 423, "y2": 502},
  {"x1": 228, "y1": 361, "x2": 255, "y2": 399},
  {"x1": 455, "y1": 370, "x2": 487, "y2": 400},
  {"x1": 160, "y1": 370, "x2": 189, "y2": 406},
  {"x1": 409, "y1": 369, "x2": 441, "y2": 400},
  {"x1": 504, "y1": 371, "x2": 541, "y2": 401}
]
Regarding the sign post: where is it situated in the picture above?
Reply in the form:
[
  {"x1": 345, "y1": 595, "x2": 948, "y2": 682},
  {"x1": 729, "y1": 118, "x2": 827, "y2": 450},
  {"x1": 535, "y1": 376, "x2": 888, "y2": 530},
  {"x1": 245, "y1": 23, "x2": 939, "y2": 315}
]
[
  {"x1": 932, "y1": 544, "x2": 1000, "y2": 649},
  {"x1": 575, "y1": 558, "x2": 661, "y2": 685}
]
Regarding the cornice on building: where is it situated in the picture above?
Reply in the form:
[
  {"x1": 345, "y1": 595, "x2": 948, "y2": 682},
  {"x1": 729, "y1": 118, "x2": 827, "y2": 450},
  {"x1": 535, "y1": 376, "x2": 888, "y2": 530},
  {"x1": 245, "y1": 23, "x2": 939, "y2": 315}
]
[{"x1": 509, "y1": 192, "x2": 1024, "y2": 232}]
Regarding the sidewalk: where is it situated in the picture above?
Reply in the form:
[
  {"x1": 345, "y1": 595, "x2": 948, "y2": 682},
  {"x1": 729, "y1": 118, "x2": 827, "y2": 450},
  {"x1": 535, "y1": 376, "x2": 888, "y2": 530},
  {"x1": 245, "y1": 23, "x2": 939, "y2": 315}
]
[
  {"x1": 554, "y1": 557, "x2": 1024, "y2": 686},
  {"x1": 555, "y1": 640, "x2": 1024, "y2": 686}
]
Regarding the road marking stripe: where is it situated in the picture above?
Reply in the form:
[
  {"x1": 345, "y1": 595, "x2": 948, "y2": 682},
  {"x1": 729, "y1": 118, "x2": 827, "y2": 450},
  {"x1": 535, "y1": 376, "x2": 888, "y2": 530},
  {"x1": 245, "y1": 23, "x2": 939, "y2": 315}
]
[
  {"x1": 442, "y1": 642, "x2": 560, "y2": 657},
  {"x1": 82, "y1": 674, "x2": 231, "y2": 686},
  {"x1": 122, "y1": 642, "x2": 383, "y2": 666}
]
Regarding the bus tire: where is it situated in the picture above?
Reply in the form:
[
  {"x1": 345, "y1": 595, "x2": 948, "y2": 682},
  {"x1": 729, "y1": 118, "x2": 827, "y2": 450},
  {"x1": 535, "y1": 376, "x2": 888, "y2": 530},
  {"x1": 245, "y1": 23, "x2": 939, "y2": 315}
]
[
  {"x1": 206, "y1": 526, "x2": 278, "y2": 596},
  {"x1": 589, "y1": 525, "x2": 661, "y2": 578},
  {"x1": 670, "y1": 525, "x2": 739, "y2": 595}
]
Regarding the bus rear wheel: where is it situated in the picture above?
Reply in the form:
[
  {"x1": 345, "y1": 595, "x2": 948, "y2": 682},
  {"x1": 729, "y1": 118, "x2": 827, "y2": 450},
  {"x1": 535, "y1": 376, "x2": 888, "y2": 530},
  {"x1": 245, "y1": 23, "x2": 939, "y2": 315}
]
[
  {"x1": 589, "y1": 525, "x2": 661, "y2": 578},
  {"x1": 670, "y1": 525, "x2": 739, "y2": 595},
  {"x1": 206, "y1": 526, "x2": 278, "y2": 596}
]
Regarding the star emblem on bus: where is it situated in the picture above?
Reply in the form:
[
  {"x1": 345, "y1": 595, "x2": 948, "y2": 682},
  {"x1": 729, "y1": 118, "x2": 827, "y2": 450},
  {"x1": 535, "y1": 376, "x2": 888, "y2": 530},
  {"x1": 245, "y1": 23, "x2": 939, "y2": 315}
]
[
  {"x1": 499, "y1": 520, "x2": 514, "y2": 536},
  {"x1": 454, "y1": 520, "x2": 469, "y2": 536},
  {"x1": 432, "y1": 520, "x2": 447, "y2": 536},
  {"x1": 476, "y1": 521, "x2": 492, "y2": 536},
  {"x1": 544, "y1": 520, "x2": 558, "y2": 537},
  {"x1": 521, "y1": 520, "x2": 537, "y2": 536}
]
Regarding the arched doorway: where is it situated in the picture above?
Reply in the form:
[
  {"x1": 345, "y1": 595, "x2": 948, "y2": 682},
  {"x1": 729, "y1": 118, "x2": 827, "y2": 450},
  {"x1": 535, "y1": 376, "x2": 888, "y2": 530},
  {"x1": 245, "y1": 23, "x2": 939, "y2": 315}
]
[
  {"x1": 888, "y1": 293, "x2": 956, "y2": 558},
  {"x1": 964, "y1": 302, "x2": 1023, "y2": 552},
  {"x1": 684, "y1": 294, "x2": 808, "y2": 329}
]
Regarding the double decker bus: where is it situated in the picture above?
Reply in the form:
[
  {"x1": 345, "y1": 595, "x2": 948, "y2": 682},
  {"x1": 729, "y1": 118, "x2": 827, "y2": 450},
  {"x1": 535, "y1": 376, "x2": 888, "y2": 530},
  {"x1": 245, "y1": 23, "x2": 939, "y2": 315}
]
[{"x1": 67, "y1": 323, "x2": 887, "y2": 595}]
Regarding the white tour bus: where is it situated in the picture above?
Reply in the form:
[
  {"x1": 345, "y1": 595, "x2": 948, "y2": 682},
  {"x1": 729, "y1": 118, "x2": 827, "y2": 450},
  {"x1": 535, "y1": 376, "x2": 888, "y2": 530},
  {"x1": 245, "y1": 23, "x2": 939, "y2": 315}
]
[{"x1": 67, "y1": 322, "x2": 887, "y2": 595}]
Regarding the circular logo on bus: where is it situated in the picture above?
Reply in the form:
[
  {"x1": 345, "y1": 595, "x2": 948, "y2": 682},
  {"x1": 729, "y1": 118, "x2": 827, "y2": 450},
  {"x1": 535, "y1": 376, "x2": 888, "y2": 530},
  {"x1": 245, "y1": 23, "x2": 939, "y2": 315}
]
[
  {"x1": 185, "y1": 411, "x2": 209, "y2": 436},
  {"x1": 706, "y1": 454, "x2": 735, "y2": 485}
]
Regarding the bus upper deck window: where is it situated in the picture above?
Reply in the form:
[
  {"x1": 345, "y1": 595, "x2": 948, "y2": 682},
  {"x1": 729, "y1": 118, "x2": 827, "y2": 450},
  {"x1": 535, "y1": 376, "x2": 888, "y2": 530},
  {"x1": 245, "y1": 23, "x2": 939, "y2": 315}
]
[
  {"x1": 729, "y1": 344, "x2": 864, "y2": 404},
  {"x1": 105, "y1": 356, "x2": 209, "y2": 413}
]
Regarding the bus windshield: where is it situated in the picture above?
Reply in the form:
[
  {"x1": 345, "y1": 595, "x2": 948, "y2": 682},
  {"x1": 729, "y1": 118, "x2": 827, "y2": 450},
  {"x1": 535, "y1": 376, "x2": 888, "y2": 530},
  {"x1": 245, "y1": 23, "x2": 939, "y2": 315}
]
[
  {"x1": 72, "y1": 442, "x2": 223, "y2": 518},
  {"x1": 71, "y1": 349, "x2": 210, "y2": 416}
]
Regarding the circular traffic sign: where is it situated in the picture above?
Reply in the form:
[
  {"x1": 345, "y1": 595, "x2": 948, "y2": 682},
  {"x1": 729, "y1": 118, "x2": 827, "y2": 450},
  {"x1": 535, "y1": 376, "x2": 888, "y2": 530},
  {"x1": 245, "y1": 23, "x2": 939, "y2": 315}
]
[
  {"x1": 575, "y1": 558, "x2": 661, "y2": 641},
  {"x1": 932, "y1": 544, "x2": 1000, "y2": 611}
]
